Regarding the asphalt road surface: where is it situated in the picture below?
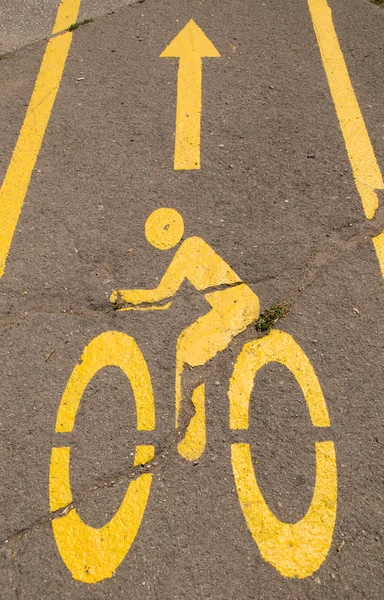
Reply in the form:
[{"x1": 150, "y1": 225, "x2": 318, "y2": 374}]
[{"x1": 0, "y1": 0, "x2": 383, "y2": 598}]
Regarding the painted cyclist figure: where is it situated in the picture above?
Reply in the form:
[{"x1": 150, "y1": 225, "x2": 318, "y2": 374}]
[
  {"x1": 110, "y1": 208, "x2": 260, "y2": 460},
  {"x1": 52, "y1": 208, "x2": 336, "y2": 584}
]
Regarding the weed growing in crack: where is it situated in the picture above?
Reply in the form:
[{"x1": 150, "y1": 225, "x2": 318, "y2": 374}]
[
  {"x1": 255, "y1": 303, "x2": 290, "y2": 334},
  {"x1": 68, "y1": 18, "x2": 94, "y2": 32},
  {"x1": 112, "y1": 297, "x2": 123, "y2": 311},
  {"x1": 370, "y1": 0, "x2": 384, "y2": 4}
]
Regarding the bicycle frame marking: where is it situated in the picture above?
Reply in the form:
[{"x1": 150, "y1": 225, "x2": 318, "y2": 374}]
[
  {"x1": 229, "y1": 330, "x2": 337, "y2": 578},
  {"x1": 50, "y1": 332, "x2": 155, "y2": 583}
]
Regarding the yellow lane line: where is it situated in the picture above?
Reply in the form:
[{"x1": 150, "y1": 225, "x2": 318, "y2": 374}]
[
  {"x1": 0, "y1": 0, "x2": 81, "y2": 278},
  {"x1": 308, "y1": 0, "x2": 384, "y2": 277}
]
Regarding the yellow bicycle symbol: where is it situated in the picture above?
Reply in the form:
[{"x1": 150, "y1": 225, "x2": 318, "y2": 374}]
[{"x1": 49, "y1": 209, "x2": 337, "y2": 584}]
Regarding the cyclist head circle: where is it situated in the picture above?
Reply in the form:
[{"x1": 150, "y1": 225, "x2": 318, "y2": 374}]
[{"x1": 145, "y1": 208, "x2": 184, "y2": 250}]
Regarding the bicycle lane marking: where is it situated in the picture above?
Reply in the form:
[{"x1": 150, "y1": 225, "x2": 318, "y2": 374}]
[
  {"x1": 0, "y1": 0, "x2": 80, "y2": 278},
  {"x1": 160, "y1": 20, "x2": 220, "y2": 171},
  {"x1": 229, "y1": 330, "x2": 336, "y2": 579},
  {"x1": 2, "y1": 2, "x2": 354, "y2": 582},
  {"x1": 51, "y1": 207, "x2": 337, "y2": 582},
  {"x1": 50, "y1": 332, "x2": 155, "y2": 584},
  {"x1": 308, "y1": 0, "x2": 384, "y2": 277}
]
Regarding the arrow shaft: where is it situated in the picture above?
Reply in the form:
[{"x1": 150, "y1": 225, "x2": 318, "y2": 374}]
[{"x1": 174, "y1": 56, "x2": 202, "y2": 170}]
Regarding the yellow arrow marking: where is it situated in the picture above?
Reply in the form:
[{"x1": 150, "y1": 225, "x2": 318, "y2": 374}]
[
  {"x1": 160, "y1": 20, "x2": 220, "y2": 171},
  {"x1": 0, "y1": 0, "x2": 81, "y2": 278}
]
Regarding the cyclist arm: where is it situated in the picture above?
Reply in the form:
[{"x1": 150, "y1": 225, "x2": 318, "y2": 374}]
[{"x1": 110, "y1": 247, "x2": 187, "y2": 306}]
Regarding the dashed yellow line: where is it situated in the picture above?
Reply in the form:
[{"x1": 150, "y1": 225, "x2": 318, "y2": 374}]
[
  {"x1": 0, "y1": 0, "x2": 81, "y2": 277},
  {"x1": 308, "y1": 0, "x2": 384, "y2": 277}
]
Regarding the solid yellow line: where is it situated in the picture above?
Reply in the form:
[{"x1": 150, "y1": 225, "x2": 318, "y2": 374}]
[
  {"x1": 0, "y1": 0, "x2": 81, "y2": 278},
  {"x1": 52, "y1": 0, "x2": 81, "y2": 34},
  {"x1": 308, "y1": 0, "x2": 384, "y2": 277}
]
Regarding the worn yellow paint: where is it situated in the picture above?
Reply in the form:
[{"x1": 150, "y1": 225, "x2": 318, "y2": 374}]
[
  {"x1": 229, "y1": 330, "x2": 330, "y2": 430},
  {"x1": 114, "y1": 302, "x2": 172, "y2": 312},
  {"x1": 231, "y1": 441, "x2": 337, "y2": 578},
  {"x1": 0, "y1": 0, "x2": 80, "y2": 278},
  {"x1": 308, "y1": 0, "x2": 384, "y2": 275},
  {"x1": 229, "y1": 330, "x2": 336, "y2": 577},
  {"x1": 55, "y1": 331, "x2": 155, "y2": 433},
  {"x1": 112, "y1": 209, "x2": 260, "y2": 461},
  {"x1": 145, "y1": 207, "x2": 185, "y2": 250},
  {"x1": 51, "y1": 330, "x2": 155, "y2": 582},
  {"x1": 372, "y1": 232, "x2": 384, "y2": 279},
  {"x1": 160, "y1": 20, "x2": 220, "y2": 170},
  {"x1": 134, "y1": 445, "x2": 155, "y2": 466},
  {"x1": 177, "y1": 383, "x2": 206, "y2": 461},
  {"x1": 50, "y1": 447, "x2": 152, "y2": 583},
  {"x1": 52, "y1": 0, "x2": 81, "y2": 34}
]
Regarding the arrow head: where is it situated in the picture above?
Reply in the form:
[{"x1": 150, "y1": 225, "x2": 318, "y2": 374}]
[{"x1": 160, "y1": 19, "x2": 220, "y2": 58}]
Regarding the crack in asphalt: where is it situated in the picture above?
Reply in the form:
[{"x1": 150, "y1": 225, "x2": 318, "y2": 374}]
[
  {"x1": 286, "y1": 203, "x2": 384, "y2": 307},
  {"x1": 0, "y1": 216, "x2": 382, "y2": 332},
  {"x1": 114, "y1": 281, "x2": 244, "y2": 311},
  {"x1": 0, "y1": 405, "x2": 194, "y2": 552},
  {"x1": 0, "y1": 0, "x2": 143, "y2": 60},
  {"x1": 0, "y1": 208, "x2": 383, "y2": 551},
  {"x1": 2, "y1": 206, "x2": 384, "y2": 321}
]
